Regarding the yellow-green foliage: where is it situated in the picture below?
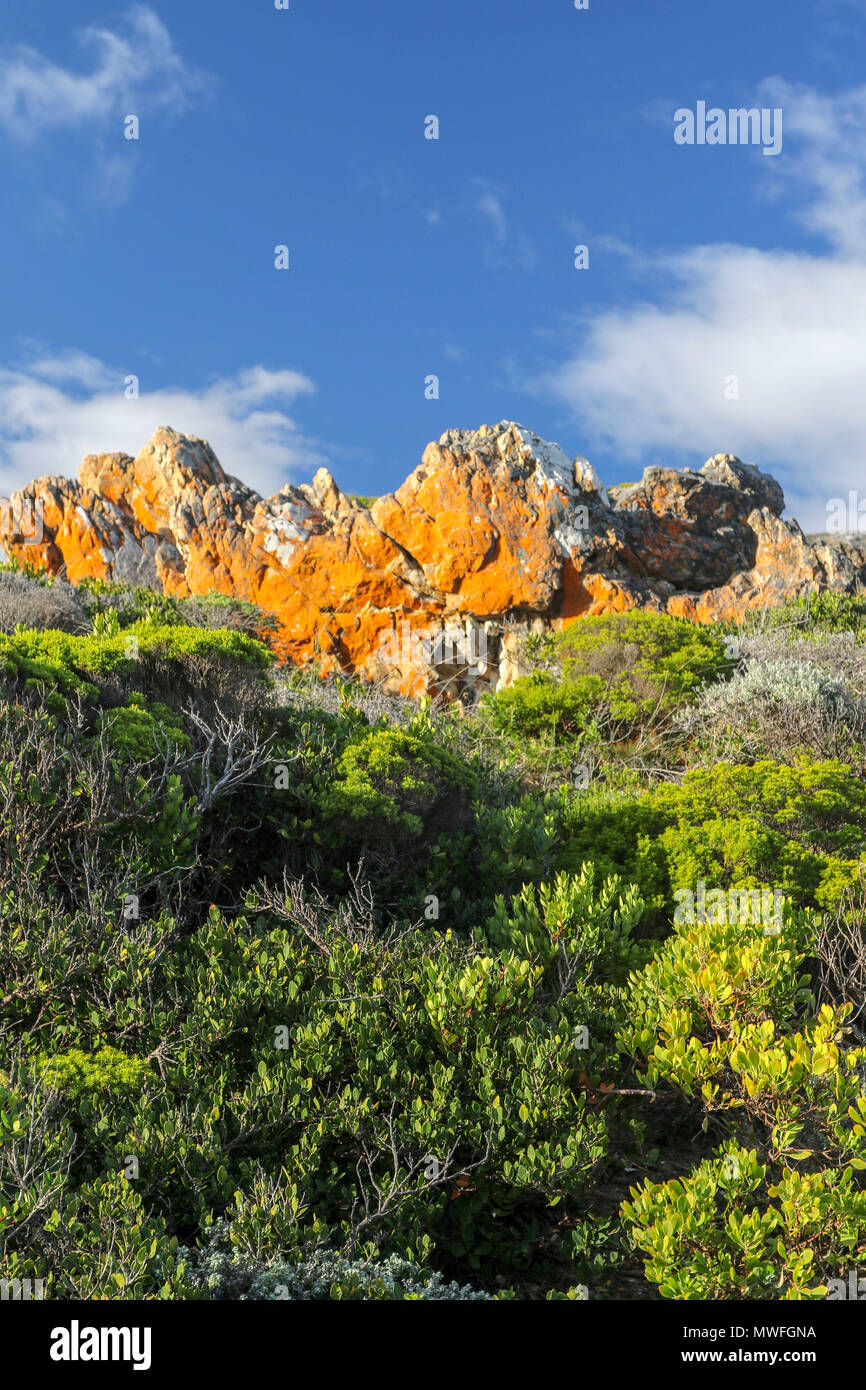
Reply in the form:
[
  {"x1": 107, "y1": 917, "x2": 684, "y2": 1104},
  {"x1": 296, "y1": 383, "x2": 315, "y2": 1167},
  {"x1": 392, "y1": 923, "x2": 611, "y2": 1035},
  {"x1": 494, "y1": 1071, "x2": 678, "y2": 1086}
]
[
  {"x1": 0, "y1": 624, "x2": 272, "y2": 703},
  {"x1": 622, "y1": 1145, "x2": 866, "y2": 1299},
  {"x1": 321, "y1": 726, "x2": 476, "y2": 835},
  {"x1": 486, "y1": 610, "x2": 729, "y2": 740},
  {"x1": 618, "y1": 892, "x2": 866, "y2": 1299},
  {"x1": 560, "y1": 757, "x2": 866, "y2": 923},
  {"x1": 734, "y1": 590, "x2": 866, "y2": 637},
  {"x1": 35, "y1": 1047, "x2": 154, "y2": 1100},
  {"x1": 556, "y1": 609, "x2": 729, "y2": 708},
  {"x1": 97, "y1": 696, "x2": 192, "y2": 759},
  {"x1": 618, "y1": 904, "x2": 866, "y2": 1170}
]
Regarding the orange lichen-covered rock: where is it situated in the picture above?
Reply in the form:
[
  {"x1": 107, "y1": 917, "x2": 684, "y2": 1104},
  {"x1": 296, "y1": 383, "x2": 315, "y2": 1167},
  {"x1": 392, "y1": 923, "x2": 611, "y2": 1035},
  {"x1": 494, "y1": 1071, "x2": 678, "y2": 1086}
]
[{"x1": 7, "y1": 422, "x2": 866, "y2": 695}]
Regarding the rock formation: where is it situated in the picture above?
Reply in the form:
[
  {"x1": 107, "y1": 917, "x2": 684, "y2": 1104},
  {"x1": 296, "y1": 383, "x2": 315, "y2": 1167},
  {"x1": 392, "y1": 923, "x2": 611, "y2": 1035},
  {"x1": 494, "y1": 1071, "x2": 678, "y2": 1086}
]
[{"x1": 7, "y1": 421, "x2": 866, "y2": 696}]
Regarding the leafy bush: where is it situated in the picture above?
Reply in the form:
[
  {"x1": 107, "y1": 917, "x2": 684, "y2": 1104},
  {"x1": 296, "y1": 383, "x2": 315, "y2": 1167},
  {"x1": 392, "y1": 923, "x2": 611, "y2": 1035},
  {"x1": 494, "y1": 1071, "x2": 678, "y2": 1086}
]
[
  {"x1": 97, "y1": 697, "x2": 192, "y2": 759},
  {"x1": 0, "y1": 624, "x2": 271, "y2": 716},
  {"x1": 483, "y1": 865, "x2": 646, "y2": 1040},
  {"x1": 560, "y1": 758, "x2": 866, "y2": 925},
  {"x1": 735, "y1": 591, "x2": 866, "y2": 637},
  {"x1": 556, "y1": 610, "x2": 730, "y2": 710},
  {"x1": 617, "y1": 880, "x2": 866, "y2": 1300},
  {"x1": 320, "y1": 726, "x2": 476, "y2": 844},
  {"x1": 485, "y1": 610, "x2": 729, "y2": 743},
  {"x1": 0, "y1": 556, "x2": 51, "y2": 582},
  {"x1": 77, "y1": 577, "x2": 183, "y2": 628},
  {"x1": 484, "y1": 671, "x2": 602, "y2": 741},
  {"x1": 2, "y1": 586, "x2": 865, "y2": 1302},
  {"x1": 622, "y1": 1145, "x2": 866, "y2": 1299}
]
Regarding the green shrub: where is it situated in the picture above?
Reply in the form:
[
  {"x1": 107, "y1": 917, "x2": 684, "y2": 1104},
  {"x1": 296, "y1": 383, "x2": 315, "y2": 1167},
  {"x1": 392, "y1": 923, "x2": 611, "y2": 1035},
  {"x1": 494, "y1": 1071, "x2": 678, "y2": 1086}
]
[
  {"x1": 3, "y1": 579, "x2": 864, "y2": 1301},
  {"x1": 560, "y1": 758, "x2": 866, "y2": 925},
  {"x1": 157, "y1": 906, "x2": 610, "y2": 1276},
  {"x1": 483, "y1": 864, "x2": 646, "y2": 1041},
  {"x1": 617, "y1": 898, "x2": 866, "y2": 1169},
  {"x1": 735, "y1": 591, "x2": 866, "y2": 637},
  {"x1": 78, "y1": 577, "x2": 183, "y2": 628},
  {"x1": 97, "y1": 697, "x2": 192, "y2": 759},
  {"x1": 0, "y1": 624, "x2": 271, "y2": 704},
  {"x1": 43, "y1": 1175, "x2": 194, "y2": 1299},
  {"x1": 484, "y1": 672, "x2": 603, "y2": 741},
  {"x1": 321, "y1": 727, "x2": 475, "y2": 837},
  {"x1": 475, "y1": 794, "x2": 566, "y2": 895},
  {"x1": 0, "y1": 556, "x2": 51, "y2": 582},
  {"x1": 622, "y1": 1144, "x2": 866, "y2": 1300},
  {"x1": 557, "y1": 610, "x2": 729, "y2": 711},
  {"x1": 34, "y1": 1047, "x2": 154, "y2": 1101},
  {"x1": 484, "y1": 610, "x2": 729, "y2": 743}
]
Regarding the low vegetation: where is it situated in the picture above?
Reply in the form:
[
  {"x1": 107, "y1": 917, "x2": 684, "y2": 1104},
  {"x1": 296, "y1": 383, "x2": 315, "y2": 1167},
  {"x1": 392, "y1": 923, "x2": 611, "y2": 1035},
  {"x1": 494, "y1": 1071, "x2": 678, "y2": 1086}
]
[{"x1": 1, "y1": 564, "x2": 865, "y2": 1299}]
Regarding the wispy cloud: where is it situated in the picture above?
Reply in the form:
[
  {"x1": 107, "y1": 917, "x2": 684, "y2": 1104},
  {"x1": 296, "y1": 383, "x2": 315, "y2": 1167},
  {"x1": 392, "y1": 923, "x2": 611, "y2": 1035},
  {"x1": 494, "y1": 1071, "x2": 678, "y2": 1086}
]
[
  {"x1": 472, "y1": 181, "x2": 536, "y2": 270},
  {"x1": 0, "y1": 352, "x2": 325, "y2": 498},
  {"x1": 759, "y1": 78, "x2": 866, "y2": 257},
  {"x1": 542, "y1": 82, "x2": 866, "y2": 532},
  {"x1": 0, "y1": 6, "x2": 209, "y2": 141}
]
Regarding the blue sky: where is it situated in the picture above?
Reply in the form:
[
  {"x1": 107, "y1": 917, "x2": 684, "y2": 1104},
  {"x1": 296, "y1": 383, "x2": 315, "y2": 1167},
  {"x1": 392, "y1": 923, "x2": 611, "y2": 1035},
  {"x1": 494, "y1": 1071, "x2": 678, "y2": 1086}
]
[{"x1": 1, "y1": 0, "x2": 865, "y2": 530}]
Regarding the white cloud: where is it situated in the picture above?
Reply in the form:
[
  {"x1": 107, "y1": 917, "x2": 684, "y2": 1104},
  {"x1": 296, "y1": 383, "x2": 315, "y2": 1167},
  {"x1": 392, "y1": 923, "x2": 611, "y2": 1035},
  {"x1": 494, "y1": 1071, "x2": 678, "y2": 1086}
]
[
  {"x1": 544, "y1": 83, "x2": 866, "y2": 532},
  {"x1": 0, "y1": 353, "x2": 325, "y2": 499},
  {"x1": 0, "y1": 6, "x2": 209, "y2": 141},
  {"x1": 759, "y1": 79, "x2": 866, "y2": 258}
]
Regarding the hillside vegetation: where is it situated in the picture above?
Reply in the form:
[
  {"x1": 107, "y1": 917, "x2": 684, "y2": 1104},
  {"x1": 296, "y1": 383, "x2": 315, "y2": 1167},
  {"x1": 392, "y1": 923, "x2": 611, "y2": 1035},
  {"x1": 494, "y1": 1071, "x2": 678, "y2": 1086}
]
[{"x1": 2, "y1": 565, "x2": 866, "y2": 1300}]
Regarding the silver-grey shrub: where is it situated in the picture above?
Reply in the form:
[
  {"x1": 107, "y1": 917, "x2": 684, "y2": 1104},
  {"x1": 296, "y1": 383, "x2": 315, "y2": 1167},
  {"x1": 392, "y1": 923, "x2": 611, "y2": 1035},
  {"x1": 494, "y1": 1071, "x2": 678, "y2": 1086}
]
[
  {"x1": 0, "y1": 572, "x2": 91, "y2": 634},
  {"x1": 677, "y1": 657, "x2": 866, "y2": 760},
  {"x1": 740, "y1": 630, "x2": 866, "y2": 699},
  {"x1": 182, "y1": 1229, "x2": 495, "y2": 1300},
  {"x1": 708, "y1": 658, "x2": 857, "y2": 711}
]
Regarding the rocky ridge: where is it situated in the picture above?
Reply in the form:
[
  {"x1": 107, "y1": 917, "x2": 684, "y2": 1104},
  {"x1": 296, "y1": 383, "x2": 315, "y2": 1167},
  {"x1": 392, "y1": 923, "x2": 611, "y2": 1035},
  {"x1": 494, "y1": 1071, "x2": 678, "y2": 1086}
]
[{"x1": 7, "y1": 421, "x2": 866, "y2": 695}]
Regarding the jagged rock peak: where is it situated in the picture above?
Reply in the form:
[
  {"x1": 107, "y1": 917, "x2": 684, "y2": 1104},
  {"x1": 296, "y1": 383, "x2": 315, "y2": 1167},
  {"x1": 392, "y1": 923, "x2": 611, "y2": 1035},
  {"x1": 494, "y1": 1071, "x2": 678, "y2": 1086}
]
[{"x1": 8, "y1": 423, "x2": 865, "y2": 698}]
